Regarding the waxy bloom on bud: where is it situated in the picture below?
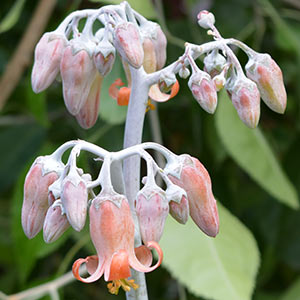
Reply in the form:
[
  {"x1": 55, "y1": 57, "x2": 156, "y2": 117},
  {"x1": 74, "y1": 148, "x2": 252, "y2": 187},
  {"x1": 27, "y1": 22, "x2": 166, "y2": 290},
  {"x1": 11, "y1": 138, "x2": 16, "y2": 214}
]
[
  {"x1": 142, "y1": 37, "x2": 157, "y2": 74},
  {"x1": 76, "y1": 73, "x2": 103, "y2": 129},
  {"x1": 43, "y1": 201, "x2": 70, "y2": 243},
  {"x1": 203, "y1": 50, "x2": 226, "y2": 78},
  {"x1": 169, "y1": 195, "x2": 189, "y2": 225},
  {"x1": 72, "y1": 194, "x2": 163, "y2": 294},
  {"x1": 188, "y1": 71, "x2": 218, "y2": 114},
  {"x1": 245, "y1": 53, "x2": 287, "y2": 114},
  {"x1": 61, "y1": 168, "x2": 88, "y2": 232},
  {"x1": 168, "y1": 155, "x2": 219, "y2": 237},
  {"x1": 151, "y1": 25, "x2": 167, "y2": 70},
  {"x1": 227, "y1": 77, "x2": 261, "y2": 128},
  {"x1": 22, "y1": 158, "x2": 59, "y2": 239},
  {"x1": 93, "y1": 40, "x2": 115, "y2": 77},
  {"x1": 114, "y1": 22, "x2": 144, "y2": 69},
  {"x1": 31, "y1": 32, "x2": 66, "y2": 93},
  {"x1": 197, "y1": 10, "x2": 215, "y2": 29},
  {"x1": 136, "y1": 186, "x2": 169, "y2": 243},
  {"x1": 60, "y1": 45, "x2": 96, "y2": 115}
]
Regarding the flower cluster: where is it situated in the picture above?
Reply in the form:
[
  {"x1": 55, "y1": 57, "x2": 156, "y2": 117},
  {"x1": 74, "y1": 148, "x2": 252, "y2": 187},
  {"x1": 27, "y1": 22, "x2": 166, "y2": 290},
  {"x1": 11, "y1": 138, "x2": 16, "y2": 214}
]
[
  {"x1": 31, "y1": 2, "x2": 179, "y2": 129},
  {"x1": 22, "y1": 141, "x2": 219, "y2": 294}
]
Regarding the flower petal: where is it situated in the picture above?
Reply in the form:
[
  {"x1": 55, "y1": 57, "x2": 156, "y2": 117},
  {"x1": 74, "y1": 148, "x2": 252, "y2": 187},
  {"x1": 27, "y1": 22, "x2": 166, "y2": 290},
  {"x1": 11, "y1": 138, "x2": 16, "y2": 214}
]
[
  {"x1": 109, "y1": 78, "x2": 125, "y2": 99},
  {"x1": 106, "y1": 250, "x2": 131, "y2": 281},
  {"x1": 135, "y1": 245, "x2": 152, "y2": 267},
  {"x1": 148, "y1": 80, "x2": 179, "y2": 102}
]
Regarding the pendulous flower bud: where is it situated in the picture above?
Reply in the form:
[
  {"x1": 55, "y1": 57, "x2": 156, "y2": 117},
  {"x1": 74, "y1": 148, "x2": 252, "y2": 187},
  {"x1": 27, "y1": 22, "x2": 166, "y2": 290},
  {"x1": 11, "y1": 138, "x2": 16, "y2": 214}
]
[
  {"x1": 22, "y1": 157, "x2": 60, "y2": 239},
  {"x1": 93, "y1": 41, "x2": 115, "y2": 76},
  {"x1": 31, "y1": 32, "x2": 67, "y2": 93},
  {"x1": 61, "y1": 168, "x2": 88, "y2": 232},
  {"x1": 75, "y1": 73, "x2": 103, "y2": 129},
  {"x1": 114, "y1": 22, "x2": 144, "y2": 69},
  {"x1": 60, "y1": 45, "x2": 97, "y2": 115},
  {"x1": 152, "y1": 25, "x2": 167, "y2": 70},
  {"x1": 227, "y1": 76, "x2": 261, "y2": 128},
  {"x1": 142, "y1": 37, "x2": 157, "y2": 73},
  {"x1": 197, "y1": 10, "x2": 215, "y2": 29},
  {"x1": 188, "y1": 71, "x2": 218, "y2": 114},
  {"x1": 203, "y1": 50, "x2": 226, "y2": 78},
  {"x1": 136, "y1": 186, "x2": 169, "y2": 243},
  {"x1": 167, "y1": 154, "x2": 219, "y2": 237},
  {"x1": 43, "y1": 201, "x2": 70, "y2": 243},
  {"x1": 245, "y1": 52, "x2": 287, "y2": 114},
  {"x1": 169, "y1": 195, "x2": 189, "y2": 225}
]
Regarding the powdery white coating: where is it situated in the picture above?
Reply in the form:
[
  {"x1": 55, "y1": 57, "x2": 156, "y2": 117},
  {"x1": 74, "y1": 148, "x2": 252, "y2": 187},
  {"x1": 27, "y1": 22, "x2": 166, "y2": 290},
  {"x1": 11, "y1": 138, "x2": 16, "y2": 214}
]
[
  {"x1": 43, "y1": 203, "x2": 70, "y2": 243},
  {"x1": 31, "y1": 33, "x2": 66, "y2": 93},
  {"x1": 60, "y1": 46, "x2": 97, "y2": 115},
  {"x1": 22, "y1": 162, "x2": 58, "y2": 239},
  {"x1": 76, "y1": 73, "x2": 103, "y2": 129},
  {"x1": 246, "y1": 53, "x2": 287, "y2": 114},
  {"x1": 114, "y1": 22, "x2": 144, "y2": 69}
]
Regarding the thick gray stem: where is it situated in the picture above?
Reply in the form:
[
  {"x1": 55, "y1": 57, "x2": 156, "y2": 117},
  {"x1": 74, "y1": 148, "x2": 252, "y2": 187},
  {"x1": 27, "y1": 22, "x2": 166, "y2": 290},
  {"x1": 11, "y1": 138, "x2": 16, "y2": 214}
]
[{"x1": 123, "y1": 67, "x2": 150, "y2": 300}]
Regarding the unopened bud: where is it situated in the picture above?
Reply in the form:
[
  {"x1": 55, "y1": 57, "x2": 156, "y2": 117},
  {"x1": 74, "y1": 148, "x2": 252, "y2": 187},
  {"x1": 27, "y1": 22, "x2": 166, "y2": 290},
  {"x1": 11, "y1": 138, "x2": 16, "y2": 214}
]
[
  {"x1": 152, "y1": 25, "x2": 167, "y2": 70},
  {"x1": 245, "y1": 53, "x2": 286, "y2": 114},
  {"x1": 179, "y1": 66, "x2": 190, "y2": 79},
  {"x1": 60, "y1": 45, "x2": 97, "y2": 115},
  {"x1": 114, "y1": 22, "x2": 144, "y2": 69},
  {"x1": 61, "y1": 168, "x2": 88, "y2": 231},
  {"x1": 76, "y1": 73, "x2": 103, "y2": 129},
  {"x1": 169, "y1": 195, "x2": 189, "y2": 224},
  {"x1": 197, "y1": 10, "x2": 215, "y2": 29},
  {"x1": 227, "y1": 77, "x2": 261, "y2": 128},
  {"x1": 31, "y1": 32, "x2": 67, "y2": 93},
  {"x1": 188, "y1": 71, "x2": 217, "y2": 114},
  {"x1": 203, "y1": 50, "x2": 226, "y2": 78},
  {"x1": 213, "y1": 73, "x2": 226, "y2": 91},
  {"x1": 136, "y1": 186, "x2": 169, "y2": 243},
  {"x1": 142, "y1": 38, "x2": 157, "y2": 73},
  {"x1": 43, "y1": 201, "x2": 70, "y2": 243},
  {"x1": 93, "y1": 41, "x2": 115, "y2": 76}
]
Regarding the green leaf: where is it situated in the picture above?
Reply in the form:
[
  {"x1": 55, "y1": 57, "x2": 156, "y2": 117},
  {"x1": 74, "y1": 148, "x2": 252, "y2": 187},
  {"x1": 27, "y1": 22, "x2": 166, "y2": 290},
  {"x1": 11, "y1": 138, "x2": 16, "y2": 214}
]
[
  {"x1": 88, "y1": 0, "x2": 156, "y2": 19},
  {"x1": 0, "y1": 0, "x2": 26, "y2": 34},
  {"x1": 281, "y1": 277, "x2": 300, "y2": 300},
  {"x1": 215, "y1": 91, "x2": 298, "y2": 209},
  {"x1": 160, "y1": 203, "x2": 260, "y2": 300},
  {"x1": 99, "y1": 56, "x2": 128, "y2": 125}
]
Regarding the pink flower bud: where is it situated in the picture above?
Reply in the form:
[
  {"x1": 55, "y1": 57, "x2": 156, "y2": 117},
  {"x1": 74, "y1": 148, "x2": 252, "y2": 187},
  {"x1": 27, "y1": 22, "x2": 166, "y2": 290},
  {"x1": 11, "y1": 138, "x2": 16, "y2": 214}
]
[
  {"x1": 61, "y1": 169, "x2": 88, "y2": 232},
  {"x1": 142, "y1": 38, "x2": 157, "y2": 73},
  {"x1": 136, "y1": 186, "x2": 169, "y2": 243},
  {"x1": 197, "y1": 10, "x2": 215, "y2": 29},
  {"x1": 31, "y1": 32, "x2": 66, "y2": 93},
  {"x1": 75, "y1": 73, "x2": 103, "y2": 129},
  {"x1": 188, "y1": 72, "x2": 218, "y2": 114},
  {"x1": 169, "y1": 195, "x2": 189, "y2": 224},
  {"x1": 94, "y1": 47, "x2": 115, "y2": 76},
  {"x1": 168, "y1": 155, "x2": 219, "y2": 237},
  {"x1": 43, "y1": 202, "x2": 70, "y2": 243},
  {"x1": 114, "y1": 22, "x2": 144, "y2": 69},
  {"x1": 245, "y1": 53, "x2": 287, "y2": 114},
  {"x1": 228, "y1": 77, "x2": 261, "y2": 128},
  {"x1": 152, "y1": 26, "x2": 167, "y2": 70},
  {"x1": 22, "y1": 158, "x2": 59, "y2": 239},
  {"x1": 60, "y1": 46, "x2": 97, "y2": 115}
]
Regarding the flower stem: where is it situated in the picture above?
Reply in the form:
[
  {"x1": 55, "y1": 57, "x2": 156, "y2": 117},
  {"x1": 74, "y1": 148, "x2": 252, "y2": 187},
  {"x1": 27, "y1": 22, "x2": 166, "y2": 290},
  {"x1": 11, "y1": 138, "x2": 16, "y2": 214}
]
[{"x1": 123, "y1": 66, "x2": 149, "y2": 300}]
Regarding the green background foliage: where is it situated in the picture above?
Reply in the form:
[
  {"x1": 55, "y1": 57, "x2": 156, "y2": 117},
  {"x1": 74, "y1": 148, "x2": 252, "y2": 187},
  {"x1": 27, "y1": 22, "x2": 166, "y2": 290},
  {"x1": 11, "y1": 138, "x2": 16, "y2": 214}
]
[{"x1": 0, "y1": 0, "x2": 300, "y2": 299}]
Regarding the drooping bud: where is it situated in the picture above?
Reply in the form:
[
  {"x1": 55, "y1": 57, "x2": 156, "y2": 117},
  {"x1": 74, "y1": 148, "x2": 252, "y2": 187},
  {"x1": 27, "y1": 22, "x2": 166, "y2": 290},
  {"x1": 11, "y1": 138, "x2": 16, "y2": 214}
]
[
  {"x1": 61, "y1": 167, "x2": 88, "y2": 232},
  {"x1": 227, "y1": 76, "x2": 261, "y2": 128},
  {"x1": 43, "y1": 200, "x2": 70, "y2": 243},
  {"x1": 179, "y1": 66, "x2": 190, "y2": 79},
  {"x1": 60, "y1": 44, "x2": 97, "y2": 115},
  {"x1": 152, "y1": 25, "x2": 167, "y2": 70},
  {"x1": 22, "y1": 156, "x2": 61, "y2": 239},
  {"x1": 114, "y1": 22, "x2": 144, "y2": 69},
  {"x1": 188, "y1": 71, "x2": 218, "y2": 114},
  {"x1": 245, "y1": 52, "x2": 286, "y2": 114},
  {"x1": 167, "y1": 154, "x2": 219, "y2": 237},
  {"x1": 31, "y1": 32, "x2": 67, "y2": 93},
  {"x1": 197, "y1": 10, "x2": 215, "y2": 29},
  {"x1": 93, "y1": 40, "x2": 115, "y2": 76},
  {"x1": 135, "y1": 186, "x2": 169, "y2": 243},
  {"x1": 203, "y1": 50, "x2": 227, "y2": 78},
  {"x1": 76, "y1": 73, "x2": 103, "y2": 129},
  {"x1": 213, "y1": 73, "x2": 226, "y2": 91},
  {"x1": 142, "y1": 37, "x2": 157, "y2": 73}
]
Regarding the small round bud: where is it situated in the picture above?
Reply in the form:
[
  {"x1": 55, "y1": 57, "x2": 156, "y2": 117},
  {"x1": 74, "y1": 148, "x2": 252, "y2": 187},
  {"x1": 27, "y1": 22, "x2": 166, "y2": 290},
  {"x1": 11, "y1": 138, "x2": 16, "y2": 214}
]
[
  {"x1": 197, "y1": 10, "x2": 215, "y2": 29},
  {"x1": 203, "y1": 50, "x2": 226, "y2": 77},
  {"x1": 179, "y1": 66, "x2": 190, "y2": 79}
]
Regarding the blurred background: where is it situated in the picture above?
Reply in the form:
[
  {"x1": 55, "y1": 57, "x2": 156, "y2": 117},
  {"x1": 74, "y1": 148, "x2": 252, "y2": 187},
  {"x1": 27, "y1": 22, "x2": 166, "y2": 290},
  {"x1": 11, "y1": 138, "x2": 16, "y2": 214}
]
[{"x1": 1, "y1": 0, "x2": 300, "y2": 299}]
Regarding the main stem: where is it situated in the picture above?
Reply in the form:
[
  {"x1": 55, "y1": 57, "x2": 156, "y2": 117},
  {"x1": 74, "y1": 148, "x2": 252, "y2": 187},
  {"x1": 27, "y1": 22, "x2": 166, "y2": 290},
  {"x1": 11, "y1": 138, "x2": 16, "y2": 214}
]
[{"x1": 123, "y1": 66, "x2": 150, "y2": 300}]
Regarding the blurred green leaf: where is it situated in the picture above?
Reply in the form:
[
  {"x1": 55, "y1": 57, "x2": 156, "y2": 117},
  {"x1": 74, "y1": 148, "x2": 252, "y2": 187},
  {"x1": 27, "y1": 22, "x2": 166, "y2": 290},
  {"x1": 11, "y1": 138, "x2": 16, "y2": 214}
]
[
  {"x1": 281, "y1": 277, "x2": 300, "y2": 300},
  {"x1": 161, "y1": 203, "x2": 260, "y2": 300},
  {"x1": 215, "y1": 91, "x2": 298, "y2": 209},
  {"x1": 88, "y1": 0, "x2": 156, "y2": 19},
  {"x1": 12, "y1": 143, "x2": 70, "y2": 283},
  {"x1": 0, "y1": 0, "x2": 26, "y2": 34},
  {"x1": 0, "y1": 124, "x2": 45, "y2": 191},
  {"x1": 99, "y1": 56, "x2": 128, "y2": 125}
]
